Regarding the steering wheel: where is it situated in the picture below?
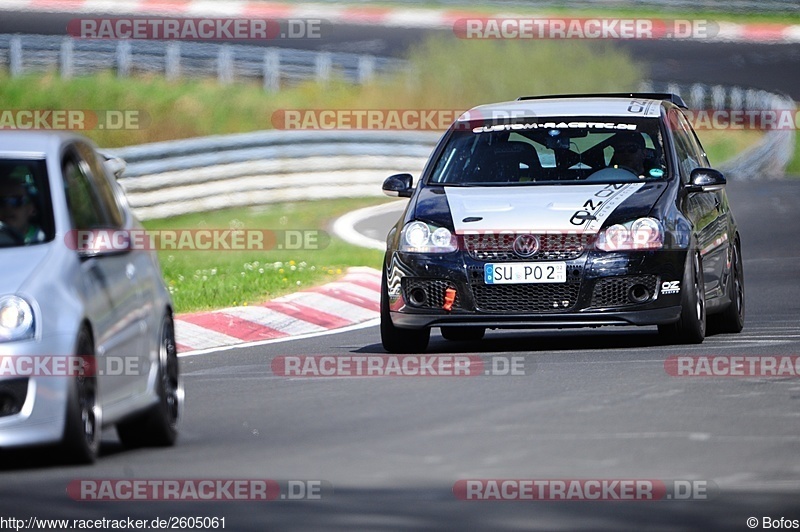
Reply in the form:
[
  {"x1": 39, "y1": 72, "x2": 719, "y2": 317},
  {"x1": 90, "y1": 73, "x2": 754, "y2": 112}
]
[
  {"x1": 585, "y1": 166, "x2": 640, "y2": 182},
  {"x1": 0, "y1": 221, "x2": 24, "y2": 246}
]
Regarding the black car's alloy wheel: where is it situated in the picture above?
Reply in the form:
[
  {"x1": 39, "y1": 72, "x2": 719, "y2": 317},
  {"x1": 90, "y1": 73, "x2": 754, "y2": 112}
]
[{"x1": 659, "y1": 250, "x2": 706, "y2": 344}]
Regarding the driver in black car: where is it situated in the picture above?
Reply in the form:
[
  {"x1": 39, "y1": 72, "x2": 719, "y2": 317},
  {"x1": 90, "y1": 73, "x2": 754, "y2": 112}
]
[
  {"x1": 0, "y1": 176, "x2": 45, "y2": 244},
  {"x1": 609, "y1": 132, "x2": 648, "y2": 176}
]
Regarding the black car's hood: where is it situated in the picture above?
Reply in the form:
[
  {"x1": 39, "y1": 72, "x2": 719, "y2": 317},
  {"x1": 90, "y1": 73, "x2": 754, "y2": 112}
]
[{"x1": 413, "y1": 182, "x2": 668, "y2": 233}]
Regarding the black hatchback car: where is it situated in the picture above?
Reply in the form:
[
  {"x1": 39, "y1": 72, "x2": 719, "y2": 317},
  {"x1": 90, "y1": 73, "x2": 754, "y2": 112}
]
[{"x1": 380, "y1": 93, "x2": 744, "y2": 353}]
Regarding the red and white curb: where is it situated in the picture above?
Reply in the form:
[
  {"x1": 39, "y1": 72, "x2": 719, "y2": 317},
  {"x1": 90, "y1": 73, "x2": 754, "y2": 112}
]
[
  {"x1": 174, "y1": 266, "x2": 380, "y2": 353},
  {"x1": 2, "y1": 0, "x2": 800, "y2": 43}
]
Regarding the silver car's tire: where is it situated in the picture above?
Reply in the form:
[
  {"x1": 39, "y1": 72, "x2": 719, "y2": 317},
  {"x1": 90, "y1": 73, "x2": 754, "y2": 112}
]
[
  {"x1": 117, "y1": 314, "x2": 180, "y2": 448},
  {"x1": 62, "y1": 328, "x2": 100, "y2": 464}
]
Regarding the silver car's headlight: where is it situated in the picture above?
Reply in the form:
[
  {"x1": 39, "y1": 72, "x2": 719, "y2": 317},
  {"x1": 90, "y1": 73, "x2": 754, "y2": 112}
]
[
  {"x1": 0, "y1": 295, "x2": 35, "y2": 342},
  {"x1": 400, "y1": 221, "x2": 457, "y2": 253},
  {"x1": 596, "y1": 218, "x2": 664, "y2": 252}
]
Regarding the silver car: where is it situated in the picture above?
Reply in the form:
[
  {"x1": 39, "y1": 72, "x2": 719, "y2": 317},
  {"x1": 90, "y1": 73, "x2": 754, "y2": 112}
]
[{"x1": 0, "y1": 131, "x2": 180, "y2": 463}]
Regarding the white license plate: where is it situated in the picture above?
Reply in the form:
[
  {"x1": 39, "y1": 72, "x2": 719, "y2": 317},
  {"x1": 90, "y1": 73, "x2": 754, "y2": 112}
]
[{"x1": 484, "y1": 262, "x2": 567, "y2": 284}]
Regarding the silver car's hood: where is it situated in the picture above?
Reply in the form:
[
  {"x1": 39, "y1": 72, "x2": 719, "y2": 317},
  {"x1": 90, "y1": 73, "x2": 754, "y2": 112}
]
[{"x1": 0, "y1": 244, "x2": 53, "y2": 294}]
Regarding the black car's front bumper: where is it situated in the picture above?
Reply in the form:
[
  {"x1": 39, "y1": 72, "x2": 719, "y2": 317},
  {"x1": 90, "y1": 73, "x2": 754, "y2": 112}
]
[{"x1": 386, "y1": 249, "x2": 687, "y2": 330}]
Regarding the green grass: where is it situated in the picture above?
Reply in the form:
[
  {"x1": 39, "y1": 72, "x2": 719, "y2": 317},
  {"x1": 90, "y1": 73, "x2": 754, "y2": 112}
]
[{"x1": 145, "y1": 197, "x2": 389, "y2": 312}]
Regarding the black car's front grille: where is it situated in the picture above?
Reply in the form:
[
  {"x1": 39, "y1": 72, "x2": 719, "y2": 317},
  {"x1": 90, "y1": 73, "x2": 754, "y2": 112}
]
[
  {"x1": 402, "y1": 278, "x2": 461, "y2": 310},
  {"x1": 589, "y1": 275, "x2": 659, "y2": 308},
  {"x1": 471, "y1": 283, "x2": 581, "y2": 313},
  {"x1": 0, "y1": 378, "x2": 29, "y2": 417},
  {"x1": 463, "y1": 233, "x2": 594, "y2": 261}
]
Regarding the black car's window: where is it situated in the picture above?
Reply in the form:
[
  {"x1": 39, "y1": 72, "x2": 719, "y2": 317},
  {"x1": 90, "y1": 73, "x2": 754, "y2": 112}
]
[
  {"x1": 63, "y1": 144, "x2": 124, "y2": 231},
  {"x1": 0, "y1": 158, "x2": 55, "y2": 247},
  {"x1": 429, "y1": 116, "x2": 668, "y2": 185},
  {"x1": 669, "y1": 109, "x2": 709, "y2": 182}
]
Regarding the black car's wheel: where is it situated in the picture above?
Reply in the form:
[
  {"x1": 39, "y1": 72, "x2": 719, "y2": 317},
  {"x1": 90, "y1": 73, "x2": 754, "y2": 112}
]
[
  {"x1": 380, "y1": 272, "x2": 430, "y2": 354},
  {"x1": 659, "y1": 250, "x2": 706, "y2": 344},
  {"x1": 62, "y1": 327, "x2": 100, "y2": 464},
  {"x1": 709, "y1": 236, "x2": 745, "y2": 334},
  {"x1": 117, "y1": 314, "x2": 181, "y2": 448},
  {"x1": 441, "y1": 326, "x2": 485, "y2": 342}
]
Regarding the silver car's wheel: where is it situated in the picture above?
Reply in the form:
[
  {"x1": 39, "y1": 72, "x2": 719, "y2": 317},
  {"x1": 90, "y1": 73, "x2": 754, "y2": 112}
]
[
  {"x1": 116, "y1": 314, "x2": 181, "y2": 448},
  {"x1": 62, "y1": 328, "x2": 100, "y2": 464}
]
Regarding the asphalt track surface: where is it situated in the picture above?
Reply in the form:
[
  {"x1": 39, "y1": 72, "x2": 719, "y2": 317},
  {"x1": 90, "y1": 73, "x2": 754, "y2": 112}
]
[
  {"x1": 1, "y1": 179, "x2": 800, "y2": 530},
  {"x1": 2, "y1": 8, "x2": 800, "y2": 532}
]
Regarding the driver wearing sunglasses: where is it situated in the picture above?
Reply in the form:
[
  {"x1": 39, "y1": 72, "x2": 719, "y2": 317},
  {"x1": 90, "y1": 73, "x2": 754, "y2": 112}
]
[
  {"x1": 610, "y1": 132, "x2": 647, "y2": 176},
  {"x1": 0, "y1": 178, "x2": 45, "y2": 244}
]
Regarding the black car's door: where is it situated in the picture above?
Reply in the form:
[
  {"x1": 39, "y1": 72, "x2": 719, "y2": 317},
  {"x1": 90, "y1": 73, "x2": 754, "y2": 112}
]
[{"x1": 670, "y1": 109, "x2": 728, "y2": 298}]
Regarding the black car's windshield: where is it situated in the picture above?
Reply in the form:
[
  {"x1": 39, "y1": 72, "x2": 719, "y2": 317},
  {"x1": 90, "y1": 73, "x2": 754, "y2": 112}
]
[
  {"x1": 429, "y1": 116, "x2": 667, "y2": 186},
  {"x1": 0, "y1": 158, "x2": 55, "y2": 248}
]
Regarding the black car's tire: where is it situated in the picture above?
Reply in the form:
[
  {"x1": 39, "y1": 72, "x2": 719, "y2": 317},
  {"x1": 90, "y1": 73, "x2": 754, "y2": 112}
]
[
  {"x1": 380, "y1": 273, "x2": 430, "y2": 354},
  {"x1": 441, "y1": 326, "x2": 485, "y2": 342},
  {"x1": 117, "y1": 314, "x2": 180, "y2": 448},
  {"x1": 62, "y1": 328, "x2": 100, "y2": 464},
  {"x1": 659, "y1": 250, "x2": 706, "y2": 344},
  {"x1": 709, "y1": 236, "x2": 745, "y2": 334}
]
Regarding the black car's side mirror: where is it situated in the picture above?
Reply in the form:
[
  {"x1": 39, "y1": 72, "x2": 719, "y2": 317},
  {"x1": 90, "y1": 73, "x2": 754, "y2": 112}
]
[
  {"x1": 686, "y1": 168, "x2": 726, "y2": 193},
  {"x1": 382, "y1": 173, "x2": 414, "y2": 198}
]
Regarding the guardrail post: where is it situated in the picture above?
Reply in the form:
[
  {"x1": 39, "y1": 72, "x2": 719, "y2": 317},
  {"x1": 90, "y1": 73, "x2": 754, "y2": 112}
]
[
  {"x1": 315, "y1": 52, "x2": 331, "y2": 85},
  {"x1": 263, "y1": 48, "x2": 280, "y2": 92},
  {"x1": 689, "y1": 84, "x2": 706, "y2": 109},
  {"x1": 711, "y1": 85, "x2": 726, "y2": 110},
  {"x1": 166, "y1": 42, "x2": 181, "y2": 80},
  {"x1": 117, "y1": 40, "x2": 132, "y2": 78},
  {"x1": 9, "y1": 36, "x2": 22, "y2": 77},
  {"x1": 218, "y1": 44, "x2": 233, "y2": 85},
  {"x1": 729, "y1": 87, "x2": 744, "y2": 111},
  {"x1": 60, "y1": 37, "x2": 74, "y2": 78},
  {"x1": 357, "y1": 55, "x2": 375, "y2": 84}
]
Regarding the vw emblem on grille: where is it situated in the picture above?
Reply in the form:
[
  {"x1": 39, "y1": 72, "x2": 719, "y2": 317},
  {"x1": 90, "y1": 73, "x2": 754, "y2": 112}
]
[{"x1": 513, "y1": 234, "x2": 540, "y2": 258}]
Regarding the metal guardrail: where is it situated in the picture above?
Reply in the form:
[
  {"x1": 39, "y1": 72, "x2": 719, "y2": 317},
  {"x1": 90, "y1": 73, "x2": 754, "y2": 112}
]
[
  {"x1": 0, "y1": 34, "x2": 403, "y2": 89},
  {"x1": 111, "y1": 83, "x2": 796, "y2": 220},
  {"x1": 113, "y1": 131, "x2": 440, "y2": 220},
  {"x1": 642, "y1": 81, "x2": 796, "y2": 180}
]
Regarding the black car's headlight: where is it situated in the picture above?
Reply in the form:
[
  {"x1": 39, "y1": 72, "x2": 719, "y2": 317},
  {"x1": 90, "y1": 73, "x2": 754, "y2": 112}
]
[
  {"x1": 0, "y1": 295, "x2": 35, "y2": 342},
  {"x1": 400, "y1": 221, "x2": 457, "y2": 253},
  {"x1": 596, "y1": 218, "x2": 663, "y2": 252}
]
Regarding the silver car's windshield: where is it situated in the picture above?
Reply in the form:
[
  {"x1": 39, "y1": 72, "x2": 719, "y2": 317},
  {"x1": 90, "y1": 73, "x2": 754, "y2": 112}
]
[
  {"x1": 429, "y1": 116, "x2": 667, "y2": 186},
  {"x1": 0, "y1": 158, "x2": 54, "y2": 248}
]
